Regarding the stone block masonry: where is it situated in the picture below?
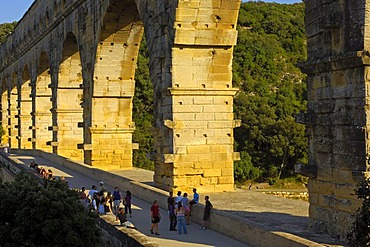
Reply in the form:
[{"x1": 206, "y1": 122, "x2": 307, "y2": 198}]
[
  {"x1": 301, "y1": 0, "x2": 370, "y2": 240},
  {"x1": 0, "y1": 0, "x2": 241, "y2": 193}
]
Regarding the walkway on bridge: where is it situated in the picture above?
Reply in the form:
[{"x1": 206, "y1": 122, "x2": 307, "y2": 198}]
[
  {"x1": 10, "y1": 153, "x2": 247, "y2": 247},
  {"x1": 8, "y1": 152, "x2": 346, "y2": 247}
]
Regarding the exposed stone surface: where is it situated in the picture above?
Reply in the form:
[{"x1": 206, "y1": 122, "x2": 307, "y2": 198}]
[
  {"x1": 301, "y1": 0, "x2": 370, "y2": 240},
  {"x1": 0, "y1": 0, "x2": 241, "y2": 193}
]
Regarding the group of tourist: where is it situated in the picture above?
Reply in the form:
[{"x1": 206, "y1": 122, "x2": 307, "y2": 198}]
[
  {"x1": 79, "y1": 182, "x2": 133, "y2": 225},
  {"x1": 29, "y1": 161, "x2": 53, "y2": 179},
  {"x1": 149, "y1": 188, "x2": 213, "y2": 236},
  {"x1": 77, "y1": 182, "x2": 213, "y2": 237}
]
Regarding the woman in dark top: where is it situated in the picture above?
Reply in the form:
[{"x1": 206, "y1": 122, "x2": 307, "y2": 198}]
[{"x1": 124, "y1": 190, "x2": 132, "y2": 217}]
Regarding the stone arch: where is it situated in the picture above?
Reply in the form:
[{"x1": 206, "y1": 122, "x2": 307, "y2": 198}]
[
  {"x1": 19, "y1": 64, "x2": 33, "y2": 149},
  {"x1": 9, "y1": 72, "x2": 18, "y2": 148},
  {"x1": 56, "y1": 32, "x2": 84, "y2": 160},
  {"x1": 85, "y1": 0, "x2": 144, "y2": 169},
  {"x1": 34, "y1": 51, "x2": 52, "y2": 151}
]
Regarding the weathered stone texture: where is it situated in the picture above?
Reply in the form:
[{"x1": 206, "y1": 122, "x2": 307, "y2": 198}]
[
  {"x1": 0, "y1": 0, "x2": 241, "y2": 193},
  {"x1": 302, "y1": 0, "x2": 370, "y2": 240}
]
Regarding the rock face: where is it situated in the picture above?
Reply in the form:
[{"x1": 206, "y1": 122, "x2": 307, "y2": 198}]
[
  {"x1": 0, "y1": 0, "x2": 241, "y2": 193},
  {"x1": 301, "y1": 0, "x2": 369, "y2": 240}
]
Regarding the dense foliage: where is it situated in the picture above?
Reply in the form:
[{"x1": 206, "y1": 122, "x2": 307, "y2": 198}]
[
  {"x1": 0, "y1": 1, "x2": 308, "y2": 182},
  {"x1": 133, "y1": 39, "x2": 155, "y2": 170},
  {"x1": 0, "y1": 173, "x2": 101, "y2": 247},
  {"x1": 0, "y1": 22, "x2": 16, "y2": 44},
  {"x1": 347, "y1": 178, "x2": 370, "y2": 246},
  {"x1": 233, "y1": 2, "x2": 307, "y2": 182}
]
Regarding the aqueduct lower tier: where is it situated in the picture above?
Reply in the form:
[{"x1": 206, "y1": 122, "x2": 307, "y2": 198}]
[
  {"x1": 0, "y1": 0, "x2": 241, "y2": 193},
  {"x1": 3, "y1": 0, "x2": 370, "y2": 241}
]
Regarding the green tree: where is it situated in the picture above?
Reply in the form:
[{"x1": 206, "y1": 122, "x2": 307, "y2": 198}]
[
  {"x1": 233, "y1": 2, "x2": 307, "y2": 182},
  {"x1": 133, "y1": 38, "x2": 154, "y2": 170},
  {"x1": 0, "y1": 22, "x2": 17, "y2": 44},
  {"x1": 347, "y1": 178, "x2": 370, "y2": 246},
  {"x1": 0, "y1": 173, "x2": 101, "y2": 247}
]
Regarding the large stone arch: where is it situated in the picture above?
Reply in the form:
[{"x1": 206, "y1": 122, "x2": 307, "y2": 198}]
[
  {"x1": 34, "y1": 51, "x2": 52, "y2": 152},
  {"x1": 86, "y1": 0, "x2": 144, "y2": 169},
  {"x1": 134, "y1": 0, "x2": 241, "y2": 192},
  {"x1": 55, "y1": 32, "x2": 84, "y2": 160},
  {"x1": 0, "y1": 0, "x2": 241, "y2": 193}
]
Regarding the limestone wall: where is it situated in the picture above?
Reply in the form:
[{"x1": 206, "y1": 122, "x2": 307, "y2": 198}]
[
  {"x1": 302, "y1": 0, "x2": 369, "y2": 240},
  {"x1": 0, "y1": 0, "x2": 241, "y2": 193}
]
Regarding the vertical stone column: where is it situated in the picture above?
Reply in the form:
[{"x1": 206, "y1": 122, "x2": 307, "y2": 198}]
[
  {"x1": 1, "y1": 79, "x2": 9, "y2": 144},
  {"x1": 19, "y1": 68, "x2": 33, "y2": 149},
  {"x1": 9, "y1": 76, "x2": 18, "y2": 148},
  {"x1": 144, "y1": 0, "x2": 241, "y2": 192},
  {"x1": 33, "y1": 54, "x2": 53, "y2": 152},
  {"x1": 300, "y1": 0, "x2": 369, "y2": 240},
  {"x1": 55, "y1": 33, "x2": 84, "y2": 160},
  {"x1": 89, "y1": 3, "x2": 144, "y2": 169}
]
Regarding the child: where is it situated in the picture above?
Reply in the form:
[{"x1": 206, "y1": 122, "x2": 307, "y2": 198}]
[{"x1": 201, "y1": 196, "x2": 213, "y2": 230}]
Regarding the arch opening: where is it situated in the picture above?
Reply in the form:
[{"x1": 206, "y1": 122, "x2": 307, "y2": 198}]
[
  {"x1": 56, "y1": 32, "x2": 84, "y2": 160},
  {"x1": 88, "y1": 0, "x2": 144, "y2": 169}
]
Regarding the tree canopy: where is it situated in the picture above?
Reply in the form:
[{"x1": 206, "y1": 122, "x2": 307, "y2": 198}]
[
  {"x1": 232, "y1": 2, "x2": 307, "y2": 182},
  {"x1": 0, "y1": 173, "x2": 101, "y2": 247},
  {"x1": 0, "y1": 22, "x2": 17, "y2": 44}
]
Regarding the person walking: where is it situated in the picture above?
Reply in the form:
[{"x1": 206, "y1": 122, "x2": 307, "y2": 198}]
[
  {"x1": 176, "y1": 202, "x2": 187, "y2": 234},
  {"x1": 112, "y1": 187, "x2": 122, "y2": 214},
  {"x1": 201, "y1": 196, "x2": 213, "y2": 230},
  {"x1": 167, "y1": 191, "x2": 176, "y2": 231},
  {"x1": 124, "y1": 190, "x2": 132, "y2": 218},
  {"x1": 150, "y1": 200, "x2": 161, "y2": 235}
]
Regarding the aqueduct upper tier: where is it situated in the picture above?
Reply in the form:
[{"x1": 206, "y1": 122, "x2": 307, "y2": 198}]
[{"x1": 0, "y1": 0, "x2": 241, "y2": 193}]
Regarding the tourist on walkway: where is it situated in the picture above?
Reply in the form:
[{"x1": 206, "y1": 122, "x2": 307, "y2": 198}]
[
  {"x1": 150, "y1": 200, "x2": 161, "y2": 235},
  {"x1": 124, "y1": 190, "x2": 132, "y2": 218},
  {"x1": 201, "y1": 196, "x2": 213, "y2": 230},
  {"x1": 167, "y1": 191, "x2": 177, "y2": 231},
  {"x1": 105, "y1": 192, "x2": 113, "y2": 213},
  {"x1": 112, "y1": 186, "x2": 122, "y2": 214},
  {"x1": 116, "y1": 207, "x2": 136, "y2": 229},
  {"x1": 181, "y1": 193, "x2": 190, "y2": 224},
  {"x1": 88, "y1": 185, "x2": 98, "y2": 202},
  {"x1": 99, "y1": 181, "x2": 107, "y2": 195},
  {"x1": 176, "y1": 202, "x2": 187, "y2": 234},
  {"x1": 175, "y1": 191, "x2": 182, "y2": 209},
  {"x1": 189, "y1": 188, "x2": 199, "y2": 208}
]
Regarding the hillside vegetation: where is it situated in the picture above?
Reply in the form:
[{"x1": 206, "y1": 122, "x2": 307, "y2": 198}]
[{"x1": 0, "y1": 2, "x2": 308, "y2": 183}]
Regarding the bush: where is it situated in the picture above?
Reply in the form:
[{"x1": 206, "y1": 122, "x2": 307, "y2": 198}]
[
  {"x1": 234, "y1": 151, "x2": 262, "y2": 183},
  {"x1": 0, "y1": 173, "x2": 101, "y2": 247},
  {"x1": 347, "y1": 178, "x2": 370, "y2": 246}
]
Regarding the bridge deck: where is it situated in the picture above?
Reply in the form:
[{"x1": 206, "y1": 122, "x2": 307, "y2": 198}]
[{"x1": 7, "y1": 153, "x2": 346, "y2": 247}]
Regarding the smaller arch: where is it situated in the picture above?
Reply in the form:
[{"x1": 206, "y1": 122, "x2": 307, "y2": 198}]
[
  {"x1": 39, "y1": 14, "x2": 43, "y2": 30},
  {"x1": 53, "y1": 1, "x2": 58, "y2": 20},
  {"x1": 45, "y1": 7, "x2": 50, "y2": 26}
]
